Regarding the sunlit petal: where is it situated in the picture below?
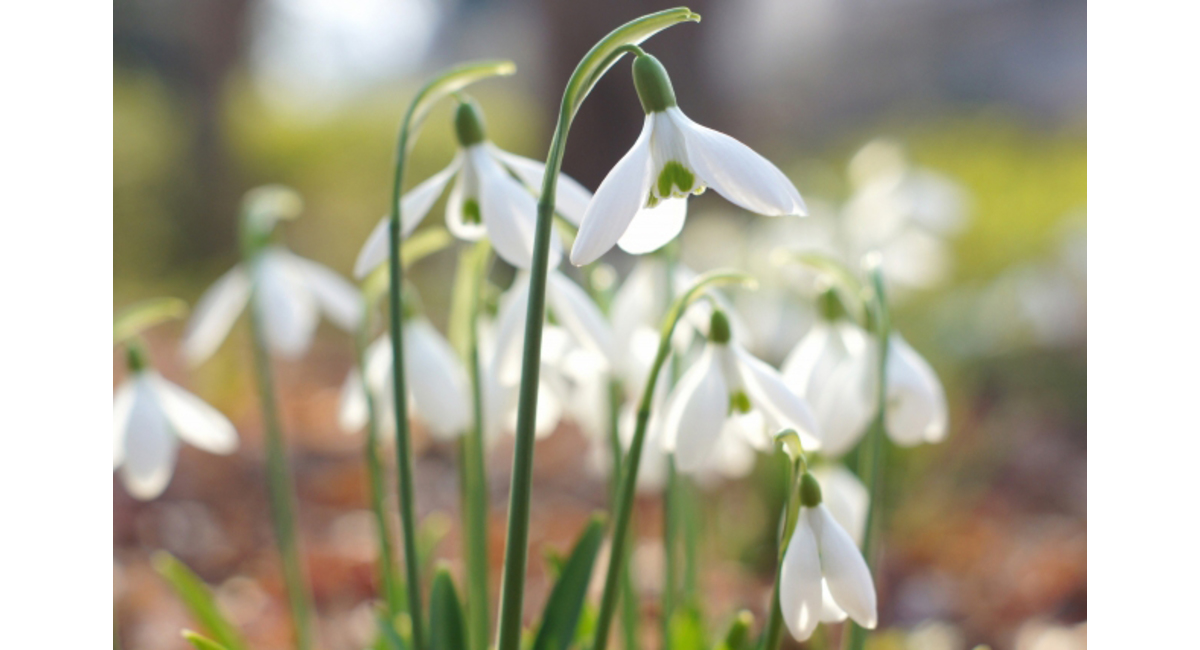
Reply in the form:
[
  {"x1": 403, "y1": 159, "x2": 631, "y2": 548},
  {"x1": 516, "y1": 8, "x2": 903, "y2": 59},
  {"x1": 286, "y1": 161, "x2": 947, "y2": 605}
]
[
  {"x1": 354, "y1": 216, "x2": 391, "y2": 279},
  {"x1": 780, "y1": 511, "x2": 824, "y2": 641},
  {"x1": 120, "y1": 377, "x2": 179, "y2": 500},
  {"x1": 491, "y1": 146, "x2": 593, "y2": 226},
  {"x1": 474, "y1": 146, "x2": 561, "y2": 269},
  {"x1": 662, "y1": 345, "x2": 729, "y2": 473},
  {"x1": 732, "y1": 344, "x2": 821, "y2": 450},
  {"x1": 113, "y1": 379, "x2": 136, "y2": 469},
  {"x1": 284, "y1": 252, "x2": 362, "y2": 332},
  {"x1": 617, "y1": 196, "x2": 688, "y2": 255},
  {"x1": 404, "y1": 319, "x2": 471, "y2": 440},
  {"x1": 338, "y1": 370, "x2": 368, "y2": 433},
  {"x1": 255, "y1": 249, "x2": 320, "y2": 358},
  {"x1": 812, "y1": 464, "x2": 870, "y2": 546},
  {"x1": 571, "y1": 115, "x2": 655, "y2": 266},
  {"x1": 182, "y1": 265, "x2": 251, "y2": 365},
  {"x1": 885, "y1": 334, "x2": 948, "y2": 446},
  {"x1": 150, "y1": 375, "x2": 238, "y2": 455},
  {"x1": 811, "y1": 506, "x2": 877, "y2": 629},
  {"x1": 547, "y1": 271, "x2": 618, "y2": 369}
]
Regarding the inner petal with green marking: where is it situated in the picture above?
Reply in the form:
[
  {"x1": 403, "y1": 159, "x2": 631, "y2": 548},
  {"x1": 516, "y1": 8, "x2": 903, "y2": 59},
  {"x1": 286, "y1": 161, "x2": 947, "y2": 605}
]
[
  {"x1": 729, "y1": 390, "x2": 752, "y2": 415},
  {"x1": 462, "y1": 198, "x2": 482, "y2": 225}
]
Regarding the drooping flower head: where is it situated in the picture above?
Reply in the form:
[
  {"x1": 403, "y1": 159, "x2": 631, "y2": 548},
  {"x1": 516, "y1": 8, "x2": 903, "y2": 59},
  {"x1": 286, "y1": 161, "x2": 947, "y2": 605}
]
[
  {"x1": 114, "y1": 344, "x2": 238, "y2": 500},
  {"x1": 571, "y1": 53, "x2": 807, "y2": 266},
  {"x1": 355, "y1": 98, "x2": 593, "y2": 275},
  {"x1": 662, "y1": 308, "x2": 820, "y2": 473},
  {"x1": 780, "y1": 471, "x2": 877, "y2": 641}
]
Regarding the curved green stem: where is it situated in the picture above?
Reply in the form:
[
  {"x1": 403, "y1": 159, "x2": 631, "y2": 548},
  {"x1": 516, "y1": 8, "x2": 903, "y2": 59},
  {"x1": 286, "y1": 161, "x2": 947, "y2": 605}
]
[
  {"x1": 845, "y1": 265, "x2": 891, "y2": 650},
  {"x1": 492, "y1": 11, "x2": 699, "y2": 650},
  {"x1": 760, "y1": 452, "x2": 805, "y2": 650},
  {"x1": 385, "y1": 60, "x2": 515, "y2": 650},
  {"x1": 591, "y1": 270, "x2": 754, "y2": 650}
]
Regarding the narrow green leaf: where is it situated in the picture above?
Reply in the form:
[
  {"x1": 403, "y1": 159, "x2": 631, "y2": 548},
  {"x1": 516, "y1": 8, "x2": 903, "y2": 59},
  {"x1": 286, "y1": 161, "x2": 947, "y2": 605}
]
[
  {"x1": 405, "y1": 60, "x2": 517, "y2": 153},
  {"x1": 667, "y1": 605, "x2": 706, "y2": 650},
  {"x1": 714, "y1": 611, "x2": 754, "y2": 650},
  {"x1": 181, "y1": 631, "x2": 230, "y2": 650},
  {"x1": 152, "y1": 553, "x2": 246, "y2": 650},
  {"x1": 561, "y1": 8, "x2": 701, "y2": 122},
  {"x1": 114, "y1": 297, "x2": 188, "y2": 344},
  {"x1": 376, "y1": 607, "x2": 410, "y2": 650},
  {"x1": 532, "y1": 516, "x2": 606, "y2": 650},
  {"x1": 430, "y1": 568, "x2": 468, "y2": 650}
]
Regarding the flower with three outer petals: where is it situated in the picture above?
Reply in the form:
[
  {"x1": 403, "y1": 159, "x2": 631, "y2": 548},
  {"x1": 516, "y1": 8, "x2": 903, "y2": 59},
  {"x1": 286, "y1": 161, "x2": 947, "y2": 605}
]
[
  {"x1": 780, "y1": 472, "x2": 877, "y2": 641},
  {"x1": 183, "y1": 246, "x2": 361, "y2": 364},
  {"x1": 782, "y1": 294, "x2": 948, "y2": 455},
  {"x1": 338, "y1": 317, "x2": 471, "y2": 441},
  {"x1": 114, "y1": 350, "x2": 238, "y2": 500},
  {"x1": 661, "y1": 309, "x2": 820, "y2": 474},
  {"x1": 570, "y1": 53, "x2": 806, "y2": 266},
  {"x1": 355, "y1": 99, "x2": 592, "y2": 275}
]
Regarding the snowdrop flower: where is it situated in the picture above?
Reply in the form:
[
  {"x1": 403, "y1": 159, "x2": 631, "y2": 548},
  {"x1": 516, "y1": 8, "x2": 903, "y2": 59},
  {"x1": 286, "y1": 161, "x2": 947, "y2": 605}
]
[
  {"x1": 481, "y1": 325, "x2": 576, "y2": 441},
  {"x1": 782, "y1": 291, "x2": 948, "y2": 454},
  {"x1": 113, "y1": 347, "x2": 238, "y2": 499},
  {"x1": 780, "y1": 472, "x2": 877, "y2": 641},
  {"x1": 661, "y1": 309, "x2": 820, "y2": 473},
  {"x1": 811, "y1": 464, "x2": 869, "y2": 546},
  {"x1": 338, "y1": 317, "x2": 471, "y2": 441},
  {"x1": 183, "y1": 246, "x2": 361, "y2": 364},
  {"x1": 355, "y1": 99, "x2": 593, "y2": 274},
  {"x1": 571, "y1": 53, "x2": 806, "y2": 266}
]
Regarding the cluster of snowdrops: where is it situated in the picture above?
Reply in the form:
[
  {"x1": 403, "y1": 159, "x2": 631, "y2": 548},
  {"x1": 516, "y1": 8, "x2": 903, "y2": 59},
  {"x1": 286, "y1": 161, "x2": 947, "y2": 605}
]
[{"x1": 113, "y1": 9, "x2": 948, "y2": 650}]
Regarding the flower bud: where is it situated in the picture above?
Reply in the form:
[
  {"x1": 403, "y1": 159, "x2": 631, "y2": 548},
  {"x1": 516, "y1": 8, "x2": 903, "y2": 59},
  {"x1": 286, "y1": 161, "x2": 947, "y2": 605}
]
[
  {"x1": 454, "y1": 99, "x2": 488, "y2": 147},
  {"x1": 632, "y1": 53, "x2": 678, "y2": 114},
  {"x1": 709, "y1": 309, "x2": 732, "y2": 344},
  {"x1": 799, "y1": 471, "x2": 823, "y2": 508}
]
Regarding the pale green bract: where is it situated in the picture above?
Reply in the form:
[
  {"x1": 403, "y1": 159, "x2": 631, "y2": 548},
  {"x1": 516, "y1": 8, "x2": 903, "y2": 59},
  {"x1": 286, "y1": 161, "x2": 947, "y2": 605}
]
[{"x1": 114, "y1": 297, "x2": 188, "y2": 344}]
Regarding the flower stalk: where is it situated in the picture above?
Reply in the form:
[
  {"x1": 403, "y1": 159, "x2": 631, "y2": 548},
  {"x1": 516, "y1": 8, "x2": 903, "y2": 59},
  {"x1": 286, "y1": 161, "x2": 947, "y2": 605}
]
[
  {"x1": 492, "y1": 11, "x2": 700, "y2": 650},
  {"x1": 591, "y1": 270, "x2": 754, "y2": 650},
  {"x1": 384, "y1": 60, "x2": 516, "y2": 650},
  {"x1": 760, "y1": 434, "x2": 807, "y2": 650}
]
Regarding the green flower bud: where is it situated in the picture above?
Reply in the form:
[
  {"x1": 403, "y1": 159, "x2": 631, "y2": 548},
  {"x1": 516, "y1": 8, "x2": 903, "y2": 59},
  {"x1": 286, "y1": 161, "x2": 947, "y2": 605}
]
[
  {"x1": 799, "y1": 471, "x2": 823, "y2": 508},
  {"x1": 632, "y1": 53, "x2": 678, "y2": 114},
  {"x1": 721, "y1": 611, "x2": 755, "y2": 650},
  {"x1": 454, "y1": 99, "x2": 488, "y2": 147},
  {"x1": 709, "y1": 309, "x2": 732, "y2": 344}
]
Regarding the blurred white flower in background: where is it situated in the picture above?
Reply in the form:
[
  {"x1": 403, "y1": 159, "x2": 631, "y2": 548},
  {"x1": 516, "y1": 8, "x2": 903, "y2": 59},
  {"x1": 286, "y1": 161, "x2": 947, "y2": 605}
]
[
  {"x1": 183, "y1": 246, "x2": 361, "y2": 364},
  {"x1": 114, "y1": 370, "x2": 238, "y2": 500},
  {"x1": 337, "y1": 317, "x2": 471, "y2": 441},
  {"x1": 811, "y1": 464, "x2": 869, "y2": 546}
]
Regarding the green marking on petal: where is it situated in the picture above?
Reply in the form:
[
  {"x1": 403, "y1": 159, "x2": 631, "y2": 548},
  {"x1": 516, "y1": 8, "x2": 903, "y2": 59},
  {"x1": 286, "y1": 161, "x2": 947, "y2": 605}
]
[
  {"x1": 729, "y1": 390, "x2": 752, "y2": 415},
  {"x1": 656, "y1": 161, "x2": 696, "y2": 199},
  {"x1": 463, "y1": 199, "x2": 482, "y2": 225}
]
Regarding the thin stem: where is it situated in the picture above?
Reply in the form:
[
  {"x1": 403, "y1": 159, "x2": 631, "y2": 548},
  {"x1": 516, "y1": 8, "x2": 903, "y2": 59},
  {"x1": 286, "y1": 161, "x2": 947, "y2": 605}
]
[
  {"x1": 246, "y1": 272, "x2": 314, "y2": 650},
  {"x1": 592, "y1": 271, "x2": 755, "y2": 650},
  {"x1": 844, "y1": 267, "x2": 891, "y2": 650},
  {"x1": 761, "y1": 456, "x2": 803, "y2": 650},
  {"x1": 356, "y1": 318, "x2": 401, "y2": 616},
  {"x1": 662, "y1": 459, "x2": 678, "y2": 643}
]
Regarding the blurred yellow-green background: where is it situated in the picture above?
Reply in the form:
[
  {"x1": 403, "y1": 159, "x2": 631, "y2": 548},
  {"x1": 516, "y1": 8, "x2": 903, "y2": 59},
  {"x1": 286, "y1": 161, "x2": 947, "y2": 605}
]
[{"x1": 114, "y1": 1, "x2": 1085, "y2": 649}]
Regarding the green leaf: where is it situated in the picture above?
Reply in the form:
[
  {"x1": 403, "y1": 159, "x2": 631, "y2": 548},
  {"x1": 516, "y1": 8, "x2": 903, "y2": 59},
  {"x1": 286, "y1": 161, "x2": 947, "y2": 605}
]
[
  {"x1": 181, "y1": 631, "x2": 230, "y2": 650},
  {"x1": 152, "y1": 553, "x2": 246, "y2": 650},
  {"x1": 404, "y1": 60, "x2": 517, "y2": 154},
  {"x1": 376, "y1": 607, "x2": 410, "y2": 650},
  {"x1": 532, "y1": 515, "x2": 606, "y2": 650},
  {"x1": 430, "y1": 568, "x2": 468, "y2": 650},
  {"x1": 114, "y1": 297, "x2": 188, "y2": 344},
  {"x1": 667, "y1": 605, "x2": 706, "y2": 650},
  {"x1": 714, "y1": 611, "x2": 754, "y2": 650},
  {"x1": 560, "y1": 8, "x2": 701, "y2": 123}
]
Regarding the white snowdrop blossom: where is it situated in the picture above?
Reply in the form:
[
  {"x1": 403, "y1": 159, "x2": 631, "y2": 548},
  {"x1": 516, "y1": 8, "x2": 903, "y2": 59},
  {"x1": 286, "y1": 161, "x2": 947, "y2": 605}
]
[
  {"x1": 338, "y1": 318, "x2": 471, "y2": 441},
  {"x1": 661, "y1": 309, "x2": 820, "y2": 473},
  {"x1": 571, "y1": 54, "x2": 805, "y2": 266},
  {"x1": 782, "y1": 302, "x2": 948, "y2": 455},
  {"x1": 355, "y1": 100, "x2": 593, "y2": 274},
  {"x1": 183, "y1": 246, "x2": 361, "y2": 364},
  {"x1": 780, "y1": 472, "x2": 877, "y2": 641},
  {"x1": 113, "y1": 366, "x2": 238, "y2": 500}
]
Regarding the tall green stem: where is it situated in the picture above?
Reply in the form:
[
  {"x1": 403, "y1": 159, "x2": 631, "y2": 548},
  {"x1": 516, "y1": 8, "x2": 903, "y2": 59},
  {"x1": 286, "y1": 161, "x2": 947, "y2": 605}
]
[
  {"x1": 605, "y1": 379, "x2": 640, "y2": 650},
  {"x1": 246, "y1": 265, "x2": 314, "y2": 650},
  {"x1": 591, "y1": 271, "x2": 753, "y2": 650},
  {"x1": 492, "y1": 11, "x2": 699, "y2": 650},
  {"x1": 760, "y1": 453, "x2": 805, "y2": 650},
  {"x1": 845, "y1": 267, "x2": 891, "y2": 650},
  {"x1": 355, "y1": 319, "x2": 401, "y2": 616},
  {"x1": 384, "y1": 61, "x2": 517, "y2": 650}
]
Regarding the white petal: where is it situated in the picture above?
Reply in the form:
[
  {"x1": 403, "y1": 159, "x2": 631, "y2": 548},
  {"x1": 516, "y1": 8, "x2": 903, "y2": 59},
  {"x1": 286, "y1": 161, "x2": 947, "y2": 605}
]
[
  {"x1": 812, "y1": 464, "x2": 870, "y2": 546},
  {"x1": 671, "y1": 108, "x2": 806, "y2": 216},
  {"x1": 445, "y1": 156, "x2": 487, "y2": 241},
  {"x1": 490, "y1": 274, "x2": 531, "y2": 385},
  {"x1": 338, "y1": 370, "x2": 369, "y2": 433},
  {"x1": 812, "y1": 348, "x2": 875, "y2": 457},
  {"x1": 617, "y1": 197, "x2": 688, "y2": 255},
  {"x1": 120, "y1": 377, "x2": 179, "y2": 500},
  {"x1": 284, "y1": 252, "x2": 362, "y2": 332},
  {"x1": 491, "y1": 146, "x2": 593, "y2": 226},
  {"x1": 354, "y1": 217, "x2": 392, "y2": 279},
  {"x1": 547, "y1": 271, "x2": 617, "y2": 369},
  {"x1": 661, "y1": 345, "x2": 729, "y2": 473},
  {"x1": 570, "y1": 115, "x2": 655, "y2": 266},
  {"x1": 885, "y1": 334, "x2": 948, "y2": 446},
  {"x1": 473, "y1": 146, "x2": 561, "y2": 269},
  {"x1": 404, "y1": 319, "x2": 471, "y2": 440},
  {"x1": 811, "y1": 505, "x2": 877, "y2": 629},
  {"x1": 401, "y1": 156, "x2": 461, "y2": 236},
  {"x1": 781, "y1": 322, "x2": 840, "y2": 397},
  {"x1": 779, "y1": 511, "x2": 824, "y2": 641},
  {"x1": 150, "y1": 375, "x2": 238, "y2": 454},
  {"x1": 183, "y1": 265, "x2": 251, "y2": 365},
  {"x1": 533, "y1": 371, "x2": 567, "y2": 439},
  {"x1": 820, "y1": 581, "x2": 849, "y2": 623},
  {"x1": 113, "y1": 379, "x2": 136, "y2": 468},
  {"x1": 255, "y1": 250, "x2": 320, "y2": 358},
  {"x1": 732, "y1": 344, "x2": 821, "y2": 451}
]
